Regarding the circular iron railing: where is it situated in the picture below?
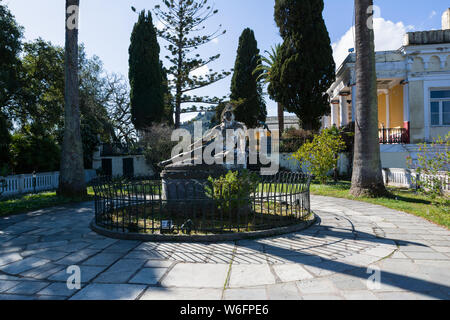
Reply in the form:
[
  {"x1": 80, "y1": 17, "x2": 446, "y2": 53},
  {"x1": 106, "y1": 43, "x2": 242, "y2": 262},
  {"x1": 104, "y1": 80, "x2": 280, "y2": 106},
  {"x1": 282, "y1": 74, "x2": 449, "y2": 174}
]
[{"x1": 92, "y1": 172, "x2": 311, "y2": 236}]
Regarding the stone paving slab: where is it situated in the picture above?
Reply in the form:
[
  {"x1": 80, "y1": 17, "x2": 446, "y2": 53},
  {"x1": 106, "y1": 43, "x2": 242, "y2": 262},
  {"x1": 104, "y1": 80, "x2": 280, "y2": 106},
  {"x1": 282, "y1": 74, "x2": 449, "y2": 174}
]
[
  {"x1": 271, "y1": 264, "x2": 313, "y2": 282},
  {"x1": 0, "y1": 294, "x2": 35, "y2": 300},
  {"x1": 223, "y1": 288, "x2": 267, "y2": 300},
  {"x1": 25, "y1": 250, "x2": 70, "y2": 261},
  {"x1": 0, "y1": 280, "x2": 21, "y2": 293},
  {"x1": 296, "y1": 278, "x2": 339, "y2": 295},
  {"x1": 48, "y1": 266, "x2": 106, "y2": 283},
  {"x1": 20, "y1": 263, "x2": 64, "y2": 280},
  {"x1": 140, "y1": 287, "x2": 222, "y2": 300},
  {"x1": 162, "y1": 263, "x2": 229, "y2": 288},
  {"x1": 0, "y1": 257, "x2": 50, "y2": 275},
  {"x1": 266, "y1": 283, "x2": 301, "y2": 300},
  {"x1": 0, "y1": 253, "x2": 22, "y2": 267},
  {"x1": 70, "y1": 284, "x2": 146, "y2": 300},
  {"x1": 93, "y1": 259, "x2": 145, "y2": 284},
  {"x1": 6, "y1": 281, "x2": 49, "y2": 295},
  {"x1": 229, "y1": 264, "x2": 276, "y2": 288},
  {"x1": 81, "y1": 252, "x2": 123, "y2": 267},
  {"x1": 341, "y1": 290, "x2": 378, "y2": 300},
  {"x1": 129, "y1": 268, "x2": 167, "y2": 285},
  {"x1": 0, "y1": 196, "x2": 449, "y2": 300},
  {"x1": 38, "y1": 282, "x2": 83, "y2": 297}
]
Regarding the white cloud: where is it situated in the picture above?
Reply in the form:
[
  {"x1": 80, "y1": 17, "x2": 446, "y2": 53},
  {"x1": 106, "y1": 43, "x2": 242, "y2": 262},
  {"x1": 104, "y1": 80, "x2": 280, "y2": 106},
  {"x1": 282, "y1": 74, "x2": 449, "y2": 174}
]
[
  {"x1": 212, "y1": 38, "x2": 219, "y2": 44},
  {"x1": 332, "y1": 26, "x2": 355, "y2": 69},
  {"x1": 155, "y1": 20, "x2": 164, "y2": 31},
  {"x1": 332, "y1": 18, "x2": 414, "y2": 68},
  {"x1": 180, "y1": 112, "x2": 199, "y2": 123},
  {"x1": 429, "y1": 11, "x2": 437, "y2": 19},
  {"x1": 190, "y1": 65, "x2": 209, "y2": 78}
]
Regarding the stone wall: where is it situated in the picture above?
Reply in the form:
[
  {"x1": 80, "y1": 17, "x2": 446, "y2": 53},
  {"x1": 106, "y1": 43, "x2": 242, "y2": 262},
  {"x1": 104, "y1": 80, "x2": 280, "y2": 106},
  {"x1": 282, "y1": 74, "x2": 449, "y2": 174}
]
[
  {"x1": 404, "y1": 30, "x2": 450, "y2": 45},
  {"x1": 92, "y1": 154, "x2": 154, "y2": 177},
  {"x1": 408, "y1": 80, "x2": 425, "y2": 144}
]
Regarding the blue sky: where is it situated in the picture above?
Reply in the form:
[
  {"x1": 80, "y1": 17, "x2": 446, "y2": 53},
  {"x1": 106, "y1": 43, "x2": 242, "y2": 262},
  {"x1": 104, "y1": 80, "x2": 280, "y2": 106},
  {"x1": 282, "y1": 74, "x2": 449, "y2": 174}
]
[{"x1": 4, "y1": 0, "x2": 448, "y2": 121}]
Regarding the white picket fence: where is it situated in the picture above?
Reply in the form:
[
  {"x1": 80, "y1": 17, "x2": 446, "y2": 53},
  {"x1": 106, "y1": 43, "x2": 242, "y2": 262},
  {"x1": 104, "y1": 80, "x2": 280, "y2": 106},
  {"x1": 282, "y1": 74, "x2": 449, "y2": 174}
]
[
  {"x1": 382, "y1": 168, "x2": 450, "y2": 194},
  {"x1": 0, "y1": 170, "x2": 97, "y2": 198}
]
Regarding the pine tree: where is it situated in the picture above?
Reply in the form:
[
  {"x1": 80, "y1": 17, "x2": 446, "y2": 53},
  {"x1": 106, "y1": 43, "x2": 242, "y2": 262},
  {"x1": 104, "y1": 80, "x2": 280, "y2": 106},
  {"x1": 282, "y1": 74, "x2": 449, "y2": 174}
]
[
  {"x1": 153, "y1": 0, "x2": 230, "y2": 128},
  {"x1": 230, "y1": 28, "x2": 266, "y2": 129},
  {"x1": 271, "y1": 0, "x2": 335, "y2": 131},
  {"x1": 129, "y1": 10, "x2": 165, "y2": 130}
]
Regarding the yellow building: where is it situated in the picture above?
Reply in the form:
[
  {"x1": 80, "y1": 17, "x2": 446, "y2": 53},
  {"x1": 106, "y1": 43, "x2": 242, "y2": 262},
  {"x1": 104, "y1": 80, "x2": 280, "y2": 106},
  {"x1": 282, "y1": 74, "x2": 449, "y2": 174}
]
[{"x1": 323, "y1": 12, "x2": 450, "y2": 168}]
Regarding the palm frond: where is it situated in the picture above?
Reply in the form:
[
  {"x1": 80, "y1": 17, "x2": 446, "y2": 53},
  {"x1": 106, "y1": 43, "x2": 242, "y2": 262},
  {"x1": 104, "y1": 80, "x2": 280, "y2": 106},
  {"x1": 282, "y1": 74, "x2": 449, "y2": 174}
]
[{"x1": 253, "y1": 44, "x2": 281, "y2": 84}]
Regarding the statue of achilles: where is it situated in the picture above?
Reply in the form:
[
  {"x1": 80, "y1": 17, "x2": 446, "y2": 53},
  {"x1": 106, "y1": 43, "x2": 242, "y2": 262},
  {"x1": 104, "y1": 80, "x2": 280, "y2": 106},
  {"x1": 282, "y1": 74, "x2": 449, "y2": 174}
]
[{"x1": 159, "y1": 103, "x2": 248, "y2": 168}]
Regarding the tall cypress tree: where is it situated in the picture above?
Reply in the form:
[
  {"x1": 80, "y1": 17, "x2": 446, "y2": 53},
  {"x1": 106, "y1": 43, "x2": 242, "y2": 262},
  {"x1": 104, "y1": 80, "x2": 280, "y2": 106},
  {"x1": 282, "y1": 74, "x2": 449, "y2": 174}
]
[
  {"x1": 129, "y1": 10, "x2": 164, "y2": 130},
  {"x1": 271, "y1": 0, "x2": 335, "y2": 131},
  {"x1": 160, "y1": 62, "x2": 174, "y2": 126},
  {"x1": 230, "y1": 28, "x2": 266, "y2": 129}
]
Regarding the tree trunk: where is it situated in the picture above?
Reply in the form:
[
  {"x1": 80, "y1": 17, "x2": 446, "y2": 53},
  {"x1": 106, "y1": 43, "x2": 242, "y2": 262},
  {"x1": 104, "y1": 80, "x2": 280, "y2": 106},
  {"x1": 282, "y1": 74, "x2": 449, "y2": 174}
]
[
  {"x1": 350, "y1": 0, "x2": 387, "y2": 197},
  {"x1": 277, "y1": 102, "x2": 284, "y2": 133},
  {"x1": 175, "y1": 46, "x2": 182, "y2": 129},
  {"x1": 58, "y1": 0, "x2": 87, "y2": 197},
  {"x1": 175, "y1": 80, "x2": 181, "y2": 128}
]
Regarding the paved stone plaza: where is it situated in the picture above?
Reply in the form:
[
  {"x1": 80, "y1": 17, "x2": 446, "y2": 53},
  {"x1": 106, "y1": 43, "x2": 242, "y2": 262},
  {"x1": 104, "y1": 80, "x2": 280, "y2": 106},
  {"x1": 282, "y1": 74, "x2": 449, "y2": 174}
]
[{"x1": 0, "y1": 195, "x2": 449, "y2": 300}]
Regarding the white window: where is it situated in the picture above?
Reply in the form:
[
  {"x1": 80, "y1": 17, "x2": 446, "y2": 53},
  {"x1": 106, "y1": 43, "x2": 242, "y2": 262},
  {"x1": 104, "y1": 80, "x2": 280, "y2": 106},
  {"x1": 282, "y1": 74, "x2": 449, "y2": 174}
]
[{"x1": 430, "y1": 90, "x2": 450, "y2": 126}]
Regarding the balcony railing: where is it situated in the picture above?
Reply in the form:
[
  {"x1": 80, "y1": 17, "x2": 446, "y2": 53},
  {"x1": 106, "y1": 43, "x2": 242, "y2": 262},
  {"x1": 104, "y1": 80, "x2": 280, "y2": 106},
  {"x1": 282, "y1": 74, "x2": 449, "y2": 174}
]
[{"x1": 378, "y1": 128, "x2": 409, "y2": 144}]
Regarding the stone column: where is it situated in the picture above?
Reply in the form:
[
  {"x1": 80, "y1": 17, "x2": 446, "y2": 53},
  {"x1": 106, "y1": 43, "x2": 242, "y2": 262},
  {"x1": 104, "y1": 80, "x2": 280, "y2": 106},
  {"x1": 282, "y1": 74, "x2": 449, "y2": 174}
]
[
  {"x1": 330, "y1": 103, "x2": 336, "y2": 126},
  {"x1": 351, "y1": 85, "x2": 357, "y2": 122},
  {"x1": 385, "y1": 91, "x2": 390, "y2": 128},
  {"x1": 331, "y1": 103, "x2": 339, "y2": 127},
  {"x1": 339, "y1": 95, "x2": 349, "y2": 126},
  {"x1": 403, "y1": 82, "x2": 411, "y2": 143}
]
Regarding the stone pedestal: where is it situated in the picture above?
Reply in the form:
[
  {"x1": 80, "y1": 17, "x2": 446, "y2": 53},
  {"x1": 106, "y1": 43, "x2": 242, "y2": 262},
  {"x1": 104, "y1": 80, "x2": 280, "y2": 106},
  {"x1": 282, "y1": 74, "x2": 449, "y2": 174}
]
[{"x1": 161, "y1": 163, "x2": 229, "y2": 201}]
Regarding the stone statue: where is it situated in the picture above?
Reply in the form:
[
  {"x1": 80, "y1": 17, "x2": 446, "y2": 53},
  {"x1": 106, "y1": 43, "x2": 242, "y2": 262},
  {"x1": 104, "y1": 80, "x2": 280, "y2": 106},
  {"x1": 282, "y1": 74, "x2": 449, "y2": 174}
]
[{"x1": 159, "y1": 103, "x2": 248, "y2": 169}]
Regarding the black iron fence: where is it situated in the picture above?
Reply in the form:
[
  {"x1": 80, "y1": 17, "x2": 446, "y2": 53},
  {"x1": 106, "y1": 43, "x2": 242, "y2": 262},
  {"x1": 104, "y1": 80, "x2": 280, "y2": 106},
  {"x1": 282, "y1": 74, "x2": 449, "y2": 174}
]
[
  {"x1": 92, "y1": 172, "x2": 311, "y2": 235},
  {"x1": 379, "y1": 128, "x2": 408, "y2": 144}
]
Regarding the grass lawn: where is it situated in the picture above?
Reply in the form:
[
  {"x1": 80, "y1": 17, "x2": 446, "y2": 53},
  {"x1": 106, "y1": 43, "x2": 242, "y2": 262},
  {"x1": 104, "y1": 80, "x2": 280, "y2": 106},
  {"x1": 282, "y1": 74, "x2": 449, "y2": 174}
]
[
  {"x1": 0, "y1": 187, "x2": 95, "y2": 218},
  {"x1": 310, "y1": 181, "x2": 449, "y2": 229}
]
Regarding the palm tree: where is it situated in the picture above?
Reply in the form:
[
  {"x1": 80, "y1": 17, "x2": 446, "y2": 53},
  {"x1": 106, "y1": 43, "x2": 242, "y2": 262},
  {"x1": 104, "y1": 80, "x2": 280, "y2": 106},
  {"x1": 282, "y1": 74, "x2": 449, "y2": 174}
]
[
  {"x1": 58, "y1": 0, "x2": 86, "y2": 197},
  {"x1": 350, "y1": 0, "x2": 387, "y2": 197},
  {"x1": 254, "y1": 44, "x2": 285, "y2": 133}
]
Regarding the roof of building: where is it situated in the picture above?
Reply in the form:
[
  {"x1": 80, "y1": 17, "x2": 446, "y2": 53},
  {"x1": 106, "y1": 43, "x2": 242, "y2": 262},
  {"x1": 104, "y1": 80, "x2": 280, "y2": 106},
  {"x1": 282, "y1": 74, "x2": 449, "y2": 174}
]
[
  {"x1": 266, "y1": 116, "x2": 299, "y2": 124},
  {"x1": 404, "y1": 30, "x2": 450, "y2": 46}
]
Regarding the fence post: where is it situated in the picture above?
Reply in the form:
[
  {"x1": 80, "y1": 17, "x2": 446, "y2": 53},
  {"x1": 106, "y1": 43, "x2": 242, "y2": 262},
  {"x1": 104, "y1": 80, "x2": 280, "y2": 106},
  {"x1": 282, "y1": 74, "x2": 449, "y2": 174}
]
[
  {"x1": 53, "y1": 172, "x2": 59, "y2": 190},
  {"x1": 17, "y1": 174, "x2": 24, "y2": 194}
]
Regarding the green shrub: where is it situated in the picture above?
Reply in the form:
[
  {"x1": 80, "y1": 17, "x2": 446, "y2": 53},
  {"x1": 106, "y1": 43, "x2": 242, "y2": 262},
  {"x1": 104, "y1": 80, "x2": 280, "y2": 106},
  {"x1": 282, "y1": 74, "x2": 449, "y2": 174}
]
[
  {"x1": 279, "y1": 128, "x2": 313, "y2": 153},
  {"x1": 338, "y1": 122, "x2": 355, "y2": 153},
  {"x1": 291, "y1": 128, "x2": 345, "y2": 184},
  {"x1": 141, "y1": 124, "x2": 176, "y2": 172},
  {"x1": 10, "y1": 129, "x2": 60, "y2": 174},
  {"x1": 407, "y1": 133, "x2": 450, "y2": 201},
  {"x1": 206, "y1": 170, "x2": 259, "y2": 212}
]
